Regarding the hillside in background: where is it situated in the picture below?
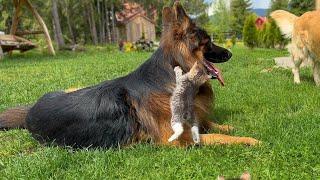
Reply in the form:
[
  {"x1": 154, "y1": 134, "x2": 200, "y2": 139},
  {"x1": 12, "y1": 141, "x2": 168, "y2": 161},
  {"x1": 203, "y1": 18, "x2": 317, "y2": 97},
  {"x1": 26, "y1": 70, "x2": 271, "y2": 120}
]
[{"x1": 252, "y1": 8, "x2": 268, "y2": 16}]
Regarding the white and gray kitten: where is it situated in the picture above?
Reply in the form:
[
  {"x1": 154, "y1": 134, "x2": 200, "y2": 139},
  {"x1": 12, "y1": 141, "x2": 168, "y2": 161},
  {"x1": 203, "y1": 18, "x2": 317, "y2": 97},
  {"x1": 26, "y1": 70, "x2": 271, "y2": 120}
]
[{"x1": 168, "y1": 62, "x2": 211, "y2": 143}]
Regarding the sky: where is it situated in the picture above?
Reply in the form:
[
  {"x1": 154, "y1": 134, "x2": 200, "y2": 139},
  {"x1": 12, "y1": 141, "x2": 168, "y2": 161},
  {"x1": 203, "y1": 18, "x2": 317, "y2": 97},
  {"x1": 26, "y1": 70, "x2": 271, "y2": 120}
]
[{"x1": 205, "y1": 0, "x2": 271, "y2": 9}]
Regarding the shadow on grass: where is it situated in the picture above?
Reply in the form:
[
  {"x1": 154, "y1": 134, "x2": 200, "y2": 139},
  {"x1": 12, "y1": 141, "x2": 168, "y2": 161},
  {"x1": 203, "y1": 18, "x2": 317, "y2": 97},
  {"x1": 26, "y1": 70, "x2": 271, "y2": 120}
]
[
  {"x1": 300, "y1": 74, "x2": 315, "y2": 84},
  {"x1": 210, "y1": 107, "x2": 244, "y2": 124}
]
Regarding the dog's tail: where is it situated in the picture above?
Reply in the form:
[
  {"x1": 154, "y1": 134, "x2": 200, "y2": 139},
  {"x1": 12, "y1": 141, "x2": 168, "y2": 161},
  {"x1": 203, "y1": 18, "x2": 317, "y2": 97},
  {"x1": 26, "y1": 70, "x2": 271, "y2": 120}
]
[
  {"x1": 0, "y1": 106, "x2": 30, "y2": 129},
  {"x1": 270, "y1": 10, "x2": 298, "y2": 39}
]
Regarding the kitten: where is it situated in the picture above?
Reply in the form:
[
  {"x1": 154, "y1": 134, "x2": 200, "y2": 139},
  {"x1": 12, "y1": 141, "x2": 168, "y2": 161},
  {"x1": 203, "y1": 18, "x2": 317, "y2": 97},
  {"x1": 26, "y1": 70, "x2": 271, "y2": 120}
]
[
  {"x1": 217, "y1": 172, "x2": 251, "y2": 180},
  {"x1": 168, "y1": 62, "x2": 211, "y2": 143}
]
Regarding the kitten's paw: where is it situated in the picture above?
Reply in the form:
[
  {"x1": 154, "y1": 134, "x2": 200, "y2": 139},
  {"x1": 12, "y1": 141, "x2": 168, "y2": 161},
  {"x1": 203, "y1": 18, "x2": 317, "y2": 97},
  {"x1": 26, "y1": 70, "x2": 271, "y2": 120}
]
[{"x1": 168, "y1": 123, "x2": 184, "y2": 142}]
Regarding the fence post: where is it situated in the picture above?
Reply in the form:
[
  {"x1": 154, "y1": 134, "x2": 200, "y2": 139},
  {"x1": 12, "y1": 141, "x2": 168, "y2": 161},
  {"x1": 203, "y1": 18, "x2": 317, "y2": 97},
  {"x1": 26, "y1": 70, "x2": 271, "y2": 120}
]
[{"x1": 0, "y1": 46, "x2": 4, "y2": 60}]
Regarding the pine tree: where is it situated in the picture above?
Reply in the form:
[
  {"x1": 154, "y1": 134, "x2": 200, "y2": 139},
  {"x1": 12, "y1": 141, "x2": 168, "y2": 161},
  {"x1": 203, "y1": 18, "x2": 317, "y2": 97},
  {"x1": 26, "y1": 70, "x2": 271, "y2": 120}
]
[
  {"x1": 289, "y1": 0, "x2": 315, "y2": 16},
  {"x1": 268, "y1": 0, "x2": 289, "y2": 15},
  {"x1": 230, "y1": 0, "x2": 252, "y2": 37},
  {"x1": 258, "y1": 19, "x2": 287, "y2": 49},
  {"x1": 243, "y1": 14, "x2": 258, "y2": 49}
]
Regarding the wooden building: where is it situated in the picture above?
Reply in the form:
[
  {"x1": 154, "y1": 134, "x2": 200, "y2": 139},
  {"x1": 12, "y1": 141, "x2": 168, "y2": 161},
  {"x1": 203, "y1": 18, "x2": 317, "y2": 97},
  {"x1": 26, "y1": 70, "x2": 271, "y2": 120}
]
[{"x1": 116, "y1": 2, "x2": 156, "y2": 42}]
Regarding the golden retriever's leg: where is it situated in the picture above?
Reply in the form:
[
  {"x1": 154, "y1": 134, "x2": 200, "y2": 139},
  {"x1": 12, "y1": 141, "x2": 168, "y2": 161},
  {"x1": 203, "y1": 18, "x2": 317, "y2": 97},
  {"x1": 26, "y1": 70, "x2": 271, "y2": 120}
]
[
  {"x1": 200, "y1": 134, "x2": 260, "y2": 146},
  {"x1": 292, "y1": 55, "x2": 302, "y2": 84},
  {"x1": 313, "y1": 61, "x2": 320, "y2": 86}
]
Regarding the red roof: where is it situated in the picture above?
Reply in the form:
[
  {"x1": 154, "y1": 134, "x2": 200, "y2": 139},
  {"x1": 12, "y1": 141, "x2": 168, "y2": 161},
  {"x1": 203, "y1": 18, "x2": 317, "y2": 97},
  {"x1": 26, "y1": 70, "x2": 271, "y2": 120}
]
[{"x1": 255, "y1": 17, "x2": 268, "y2": 30}]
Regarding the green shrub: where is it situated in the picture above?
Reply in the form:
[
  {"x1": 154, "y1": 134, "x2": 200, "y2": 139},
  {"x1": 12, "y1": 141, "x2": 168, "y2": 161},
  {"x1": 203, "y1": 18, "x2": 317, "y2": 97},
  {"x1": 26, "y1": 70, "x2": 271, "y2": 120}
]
[
  {"x1": 243, "y1": 14, "x2": 258, "y2": 48},
  {"x1": 231, "y1": 35, "x2": 237, "y2": 46},
  {"x1": 257, "y1": 19, "x2": 287, "y2": 49}
]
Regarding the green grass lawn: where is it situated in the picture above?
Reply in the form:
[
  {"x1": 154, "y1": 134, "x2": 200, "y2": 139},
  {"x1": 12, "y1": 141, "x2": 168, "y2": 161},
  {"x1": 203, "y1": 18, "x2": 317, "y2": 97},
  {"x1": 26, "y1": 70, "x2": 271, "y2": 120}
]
[{"x1": 0, "y1": 45, "x2": 319, "y2": 179}]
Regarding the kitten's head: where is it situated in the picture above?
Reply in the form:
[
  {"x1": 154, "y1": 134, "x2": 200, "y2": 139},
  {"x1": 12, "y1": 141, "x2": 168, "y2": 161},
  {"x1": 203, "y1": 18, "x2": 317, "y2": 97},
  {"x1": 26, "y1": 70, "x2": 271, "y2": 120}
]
[
  {"x1": 188, "y1": 61, "x2": 211, "y2": 86},
  {"x1": 217, "y1": 172, "x2": 251, "y2": 180}
]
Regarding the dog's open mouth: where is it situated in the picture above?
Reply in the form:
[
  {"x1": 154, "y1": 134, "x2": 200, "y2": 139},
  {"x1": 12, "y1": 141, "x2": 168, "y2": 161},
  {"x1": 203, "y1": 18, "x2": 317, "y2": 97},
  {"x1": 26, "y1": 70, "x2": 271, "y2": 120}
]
[{"x1": 203, "y1": 59, "x2": 225, "y2": 86}]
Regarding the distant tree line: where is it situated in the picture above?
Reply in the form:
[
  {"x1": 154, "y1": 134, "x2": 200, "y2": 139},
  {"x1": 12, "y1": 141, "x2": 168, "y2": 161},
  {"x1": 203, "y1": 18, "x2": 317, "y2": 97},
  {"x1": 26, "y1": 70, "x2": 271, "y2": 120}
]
[
  {"x1": 0, "y1": 0, "x2": 209, "y2": 51},
  {"x1": 242, "y1": 0, "x2": 316, "y2": 49},
  {"x1": 209, "y1": 0, "x2": 316, "y2": 48}
]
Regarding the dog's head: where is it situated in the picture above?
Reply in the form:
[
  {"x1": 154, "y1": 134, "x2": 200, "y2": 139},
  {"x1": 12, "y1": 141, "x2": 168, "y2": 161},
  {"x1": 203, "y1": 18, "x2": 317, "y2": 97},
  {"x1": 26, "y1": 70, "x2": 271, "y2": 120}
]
[{"x1": 161, "y1": 2, "x2": 232, "y2": 75}]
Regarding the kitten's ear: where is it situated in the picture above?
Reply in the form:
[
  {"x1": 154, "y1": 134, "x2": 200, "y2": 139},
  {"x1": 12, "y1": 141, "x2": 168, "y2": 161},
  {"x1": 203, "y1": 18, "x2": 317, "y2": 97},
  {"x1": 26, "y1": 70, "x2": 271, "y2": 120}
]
[
  {"x1": 240, "y1": 172, "x2": 251, "y2": 180},
  {"x1": 217, "y1": 176, "x2": 225, "y2": 180},
  {"x1": 188, "y1": 62, "x2": 198, "y2": 78}
]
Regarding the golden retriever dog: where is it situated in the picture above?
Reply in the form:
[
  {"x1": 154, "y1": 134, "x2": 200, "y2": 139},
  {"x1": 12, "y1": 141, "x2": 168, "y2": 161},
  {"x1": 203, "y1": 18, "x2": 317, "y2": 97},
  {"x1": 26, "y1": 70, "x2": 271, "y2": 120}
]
[{"x1": 271, "y1": 10, "x2": 320, "y2": 86}]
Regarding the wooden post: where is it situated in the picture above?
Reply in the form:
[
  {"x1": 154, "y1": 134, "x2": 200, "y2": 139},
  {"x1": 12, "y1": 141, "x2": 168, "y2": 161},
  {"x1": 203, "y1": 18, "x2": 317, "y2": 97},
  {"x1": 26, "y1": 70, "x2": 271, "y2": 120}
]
[
  {"x1": 10, "y1": 0, "x2": 22, "y2": 35},
  {"x1": 0, "y1": 45, "x2": 4, "y2": 60},
  {"x1": 23, "y1": 0, "x2": 55, "y2": 55}
]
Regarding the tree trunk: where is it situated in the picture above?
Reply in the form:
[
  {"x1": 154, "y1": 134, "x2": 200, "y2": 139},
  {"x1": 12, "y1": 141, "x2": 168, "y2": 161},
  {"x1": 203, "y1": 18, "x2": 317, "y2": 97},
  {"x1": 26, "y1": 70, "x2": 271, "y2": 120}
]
[
  {"x1": 62, "y1": 0, "x2": 76, "y2": 44},
  {"x1": 52, "y1": 18, "x2": 59, "y2": 46},
  {"x1": 88, "y1": 2, "x2": 98, "y2": 45},
  {"x1": 66, "y1": 14, "x2": 76, "y2": 45},
  {"x1": 52, "y1": 0, "x2": 65, "y2": 49},
  {"x1": 101, "y1": 1, "x2": 106, "y2": 43},
  {"x1": 0, "y1": 46, "x2": 4, "y2": 60},
  {"x1": 105, "y1": 0, "x2": 111, "y2": 43},
  {"x1": 10, "y1": 0, "x2": 22, "y2": 35},
  {"x1": 111, "y1": 3, "x2": 117, "y2": 43},
  {"x1": 317, "y1": 0, "x2": 320, "y2": 10},
  {"x1": 24, "y1": 0, "x2": 55, "y2": 55},
  {"x1": 97, "y1": 0, "x2": 103, "y2": 44}
]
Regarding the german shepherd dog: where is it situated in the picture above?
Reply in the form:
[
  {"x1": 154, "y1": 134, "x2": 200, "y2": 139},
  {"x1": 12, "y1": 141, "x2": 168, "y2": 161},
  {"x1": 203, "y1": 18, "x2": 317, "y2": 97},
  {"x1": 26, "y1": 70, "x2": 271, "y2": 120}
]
[
  {"x1": 0, "y1": 3, "x2": 259, "y2": 148},
  {"x1": 271, "y1": 10, "x2": 320, "y2": 86}
]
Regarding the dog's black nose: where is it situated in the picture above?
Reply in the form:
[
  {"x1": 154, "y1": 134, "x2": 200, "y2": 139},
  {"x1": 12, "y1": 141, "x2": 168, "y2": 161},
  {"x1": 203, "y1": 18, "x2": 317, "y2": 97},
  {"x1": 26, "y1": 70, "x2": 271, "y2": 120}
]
[{"x1": 225, "y1": 51, "x2": 232, "y2": 60}]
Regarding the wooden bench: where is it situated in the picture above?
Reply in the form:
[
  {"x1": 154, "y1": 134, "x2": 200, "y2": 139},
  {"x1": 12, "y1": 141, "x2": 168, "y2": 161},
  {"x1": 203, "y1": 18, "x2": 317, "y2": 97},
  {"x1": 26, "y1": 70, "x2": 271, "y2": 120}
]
[{"x1": 0, "y1": 35, "x2": 36, "y2": 59}]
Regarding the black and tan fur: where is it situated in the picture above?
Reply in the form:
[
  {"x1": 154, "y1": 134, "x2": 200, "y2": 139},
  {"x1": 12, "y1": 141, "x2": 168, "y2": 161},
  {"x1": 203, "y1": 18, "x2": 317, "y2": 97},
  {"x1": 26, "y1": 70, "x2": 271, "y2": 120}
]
[{"x1": 0, "y1": 3, "x2": 259, "y2": 148}]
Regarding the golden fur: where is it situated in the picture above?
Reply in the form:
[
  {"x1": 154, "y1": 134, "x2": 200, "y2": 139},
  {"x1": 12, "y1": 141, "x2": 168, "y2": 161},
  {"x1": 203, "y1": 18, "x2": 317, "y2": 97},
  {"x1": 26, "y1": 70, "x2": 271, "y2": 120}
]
[{"x1": 271, "y1": 10, "x2": 320, "y2": 86}]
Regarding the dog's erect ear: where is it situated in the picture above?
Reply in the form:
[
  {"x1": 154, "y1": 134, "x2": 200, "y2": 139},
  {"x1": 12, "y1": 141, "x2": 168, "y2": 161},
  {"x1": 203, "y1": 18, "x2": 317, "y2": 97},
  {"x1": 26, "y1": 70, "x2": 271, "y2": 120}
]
[
  {"x1": 162, "y1": 7, "x2": 174, "y2": 29},
  {"x1": 173, "y1": 2, "x2": 191, "y2": 31}
]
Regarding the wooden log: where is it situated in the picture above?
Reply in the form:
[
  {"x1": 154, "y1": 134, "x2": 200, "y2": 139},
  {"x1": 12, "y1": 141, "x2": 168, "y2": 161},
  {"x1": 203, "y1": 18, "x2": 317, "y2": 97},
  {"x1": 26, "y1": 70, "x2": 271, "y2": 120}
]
[
  {"x1": 10, "y1": 0, "x2": 23, "y2": 35},
  {"x1": 15, "y1": 30, "x2": 44, "y2": 36},
  {"x1": 24, "y1": 0, "x2": 55, "y2": 55}
]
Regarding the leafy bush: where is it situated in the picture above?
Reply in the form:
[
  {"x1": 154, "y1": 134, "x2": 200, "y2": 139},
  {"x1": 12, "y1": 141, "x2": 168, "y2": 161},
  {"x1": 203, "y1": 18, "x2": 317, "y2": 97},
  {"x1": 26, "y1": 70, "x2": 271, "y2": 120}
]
[
  {"x1": 231, "y1": 35, "x2": 237, "y2": 46},
  {"x1": 243, "y1": 14, "x2": 258, "y2": 48},
  {"x1": 243, "y1": 15, "x2": 288, "y2": 49}
]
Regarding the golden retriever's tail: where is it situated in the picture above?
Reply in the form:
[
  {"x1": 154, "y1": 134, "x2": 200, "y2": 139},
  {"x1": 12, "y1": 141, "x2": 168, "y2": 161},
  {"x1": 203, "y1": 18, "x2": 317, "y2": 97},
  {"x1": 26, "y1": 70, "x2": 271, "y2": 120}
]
[
  {"x1": 0, "y1": 107, "x2": 30, "y2": 129},
  {"x1": 270, "y1": 10, "x2": 298, "y2": 38}
]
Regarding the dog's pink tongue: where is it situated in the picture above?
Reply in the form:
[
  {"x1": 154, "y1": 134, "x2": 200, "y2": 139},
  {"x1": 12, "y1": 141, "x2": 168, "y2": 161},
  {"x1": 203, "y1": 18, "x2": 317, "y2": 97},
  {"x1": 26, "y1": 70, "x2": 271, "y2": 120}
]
[{"x1": 211, "y1": 64, "x2": 225, "y2": 86}]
